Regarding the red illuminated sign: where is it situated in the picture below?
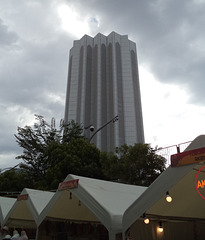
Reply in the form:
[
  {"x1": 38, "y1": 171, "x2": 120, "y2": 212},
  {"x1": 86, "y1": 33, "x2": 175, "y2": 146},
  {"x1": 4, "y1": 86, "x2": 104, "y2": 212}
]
[
  {"x1": 58, "y1": 179, "x2": 79, "y2": 191},
  {"x1": 17, "y1": 194, "x2": 29, "y2": 201},
  {"x1": 171, "y1": 147, "x2": 205, "y2": 167}
]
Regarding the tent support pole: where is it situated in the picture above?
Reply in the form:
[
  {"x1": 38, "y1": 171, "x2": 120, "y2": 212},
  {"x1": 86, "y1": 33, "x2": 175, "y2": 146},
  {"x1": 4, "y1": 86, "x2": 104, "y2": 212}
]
[
  {"x1": 109, "y1": 231, "x2": 116, "y2": 240},
  {"x1": 35, "y1": 227, "x2": 39, "y2": 240}
]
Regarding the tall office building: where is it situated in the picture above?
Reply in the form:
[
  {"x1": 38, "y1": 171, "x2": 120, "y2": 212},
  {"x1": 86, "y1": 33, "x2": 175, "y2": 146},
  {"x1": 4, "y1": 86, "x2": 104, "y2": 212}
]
[{"x1": 64, "y1": 32, "x2": 144, "y2": 152}]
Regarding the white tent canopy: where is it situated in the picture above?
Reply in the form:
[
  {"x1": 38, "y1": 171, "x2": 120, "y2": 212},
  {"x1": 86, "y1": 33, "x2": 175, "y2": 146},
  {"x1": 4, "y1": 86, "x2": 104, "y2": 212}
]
[
  {"x1": 0, "y1": 197, "x2": 16, "y2": 226},
  {"x1": 38, "y1": 174, "x2": 147, "y2": 239},
  {"x1": 122, "y1": 135, "x2": 205, "y2": 233},
  {"x1": 4, "y1": 188, "x2": 54, "y2": 228}
]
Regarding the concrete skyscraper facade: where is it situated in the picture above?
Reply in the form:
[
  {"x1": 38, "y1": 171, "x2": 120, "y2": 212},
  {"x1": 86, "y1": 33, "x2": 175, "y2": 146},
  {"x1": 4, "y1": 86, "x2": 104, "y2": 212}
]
[{"x1": 64, "y1": 32, "x2": 144, "y2": 152}]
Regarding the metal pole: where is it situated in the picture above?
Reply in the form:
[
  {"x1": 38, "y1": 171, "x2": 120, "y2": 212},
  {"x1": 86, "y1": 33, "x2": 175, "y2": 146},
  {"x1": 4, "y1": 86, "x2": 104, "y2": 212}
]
[{"x1": 89, "y1": 115, "x2": 119, "y2": 142}]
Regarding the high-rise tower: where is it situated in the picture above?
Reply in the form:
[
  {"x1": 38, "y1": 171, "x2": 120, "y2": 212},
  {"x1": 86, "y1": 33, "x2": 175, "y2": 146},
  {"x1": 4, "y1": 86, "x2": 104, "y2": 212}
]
[{"x1": 64, "y1": 32, "x2": 144, "y2": 152}]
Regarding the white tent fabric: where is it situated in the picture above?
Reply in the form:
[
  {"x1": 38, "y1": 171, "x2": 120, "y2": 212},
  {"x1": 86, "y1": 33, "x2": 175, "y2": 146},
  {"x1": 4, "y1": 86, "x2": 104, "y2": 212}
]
[
  {"x1": 4, "y1": 188, "x2": 54, "y2": 228},
  {"x1": 122, "y1": 135, "x2": 205, "y2": 234},
  {"x1": 0, "y1": 197, "x2": 16, "y2": 226},
  {"x1": 38, "y1": 174, "x2": 147, "y2": 239}
]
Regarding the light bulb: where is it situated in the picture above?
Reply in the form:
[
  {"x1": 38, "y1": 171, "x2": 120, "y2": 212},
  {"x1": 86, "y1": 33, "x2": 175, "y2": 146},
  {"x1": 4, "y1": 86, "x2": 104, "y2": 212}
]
[
  {"x1": 158, "y1": 221, "x2": 163, "y2": 233},
  {"x1": 144, "y1": 218, "x2": 149, "y2": 224},
  {"x1": 166, "y1": 192, "x2": 172, "y2": 202},
  {"x1": 166, "y1": 195, "x2": 172, "y2": 202}
]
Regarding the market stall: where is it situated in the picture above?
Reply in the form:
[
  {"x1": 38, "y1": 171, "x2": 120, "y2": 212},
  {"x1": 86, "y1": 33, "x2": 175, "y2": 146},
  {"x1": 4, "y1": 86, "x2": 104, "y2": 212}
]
[
  {"x1": 122, "y1": 135, "x2": 205, "y2": 240},
  {"x1": 0, "y1": 196, "x2": 16, "y2": 228},
  {"x1": 37, "y1": 174, "x2": 147, "y2": 240},
  {"x1": 4, "y1": 188, "x2": 54, "y2": 239}
]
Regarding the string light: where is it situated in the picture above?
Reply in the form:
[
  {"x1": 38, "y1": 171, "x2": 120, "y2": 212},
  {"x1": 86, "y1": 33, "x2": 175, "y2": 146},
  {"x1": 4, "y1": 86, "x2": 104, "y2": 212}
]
[
  {"x1": 142, "y1": 213, "x2": 150, "y2": 224},
  {"x1": 144, "y1": 217, "x2": 149, "y2": 224},
  {"x1": 166, "y1": 191, "x2": 172, "y2": 202},
  {"x1": 158, "y1": 221, "x2": 163, "y2": 232}
]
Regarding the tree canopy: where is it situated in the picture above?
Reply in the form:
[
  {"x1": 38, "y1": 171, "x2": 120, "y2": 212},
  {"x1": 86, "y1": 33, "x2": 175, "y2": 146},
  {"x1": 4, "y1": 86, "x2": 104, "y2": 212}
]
[
  {"x1": 13, "y1": 115, "x2": 103, "y2": 190},
  {"x1": 0, "y1": 115, "x2": 167, "y2": 194},
  {"x1": 101, "y1": 143, "x2": 166, "y2": 186}
]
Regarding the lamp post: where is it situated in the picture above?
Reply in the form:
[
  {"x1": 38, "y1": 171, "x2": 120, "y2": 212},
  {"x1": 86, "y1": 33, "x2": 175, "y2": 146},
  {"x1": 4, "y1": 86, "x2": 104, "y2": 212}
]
[{"x1": 85, "y1": 115, "x2": 119, "y2": 142}]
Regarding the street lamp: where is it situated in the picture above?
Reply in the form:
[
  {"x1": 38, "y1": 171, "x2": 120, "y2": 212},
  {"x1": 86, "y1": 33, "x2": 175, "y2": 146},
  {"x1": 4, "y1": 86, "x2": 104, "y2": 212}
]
[
  {"x1": 84, "y1": 124, "x2": 95, "y2": 132},
  {"x1": 85, "y1": 115, "x2": 119, "y2": 142}
]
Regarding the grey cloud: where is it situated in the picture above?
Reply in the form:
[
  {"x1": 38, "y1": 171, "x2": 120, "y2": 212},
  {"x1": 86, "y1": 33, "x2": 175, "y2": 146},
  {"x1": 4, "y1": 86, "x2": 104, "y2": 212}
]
[
  {"x1": 0, "y1": 32, "x2": 71, "y2": 108},
  {"x1": 0, "y1": 18, "x2": 18, "y2": 46},
  {"x1": 0, "y1": 1, "x2": 71, "y2": 167},
  {"x1": 86, "y1": 0, "x2": 205, "y2": 104}
]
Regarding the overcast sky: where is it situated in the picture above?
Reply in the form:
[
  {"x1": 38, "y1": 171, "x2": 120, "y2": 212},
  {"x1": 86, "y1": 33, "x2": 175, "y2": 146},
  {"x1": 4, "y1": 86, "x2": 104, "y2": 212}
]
[{"x1": 0, "y1": 0, "x2": 205, "y2": 169}]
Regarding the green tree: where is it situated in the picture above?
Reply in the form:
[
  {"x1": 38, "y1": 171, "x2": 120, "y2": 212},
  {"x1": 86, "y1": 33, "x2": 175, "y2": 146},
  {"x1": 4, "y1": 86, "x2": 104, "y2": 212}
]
[
  {"x1": 44, "y1": 138, "x2": 103, "y2": 190},
  {"x1": 101, "y1": 143, "x2": 166, "y2": 186},
  {"x1": 14, "y1": 115, "x2": 103, "y2": 190},
  {"x1": 0, "y1": 169, "x2": 27, "y2": 194}
]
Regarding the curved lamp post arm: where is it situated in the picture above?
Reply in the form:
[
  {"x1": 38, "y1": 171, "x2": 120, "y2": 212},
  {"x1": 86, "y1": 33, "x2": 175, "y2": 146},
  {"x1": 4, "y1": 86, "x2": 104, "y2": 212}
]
[
  {"x1": 84, "y1": 124, "x2": 93, "y2": 130},
  {"x1": 89, "y1": 115, "x2": 118, "y2": 142}
]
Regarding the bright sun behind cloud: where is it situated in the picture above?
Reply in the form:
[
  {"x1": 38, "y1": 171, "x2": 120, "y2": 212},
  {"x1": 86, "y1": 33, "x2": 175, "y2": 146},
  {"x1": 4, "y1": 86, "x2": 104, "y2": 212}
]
[{"x1": 57, "y1": 4, "x2": 99, "y2": 38}]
